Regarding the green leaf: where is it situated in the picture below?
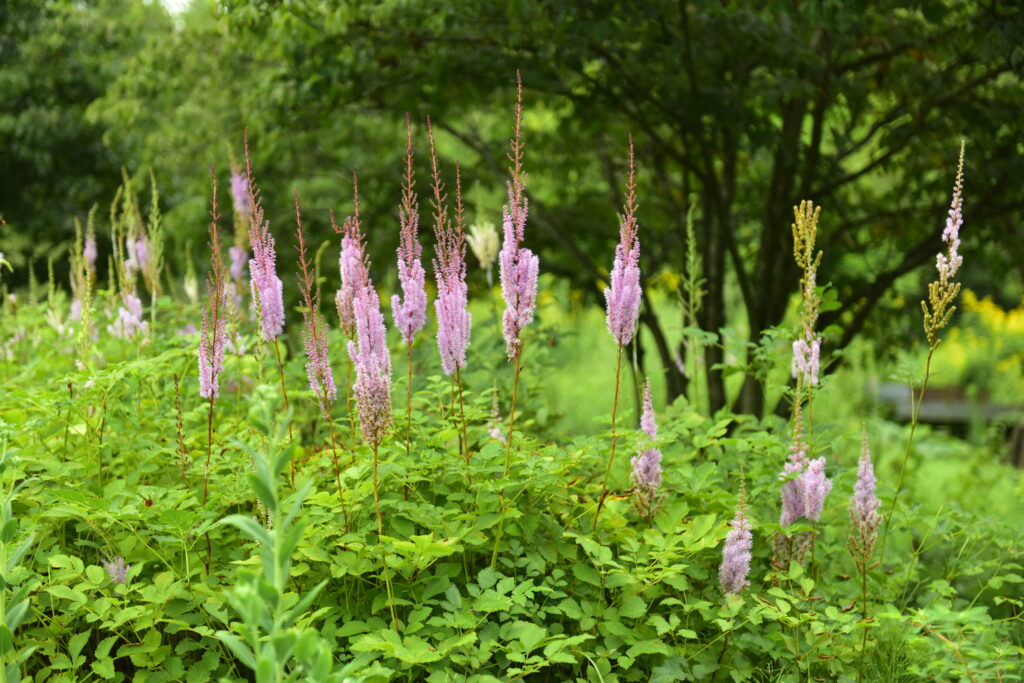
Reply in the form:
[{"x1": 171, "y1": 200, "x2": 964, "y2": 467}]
[{"x1": 619, "y1": 595, "x2": 647, "y2": 619}]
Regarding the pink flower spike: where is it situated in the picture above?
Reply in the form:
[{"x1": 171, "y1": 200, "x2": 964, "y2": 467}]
[
  {"x1": 295, "y1": 190, "x2": 336, "y2": 419},
  {"x1": 720, "y1": 479, "x2": 753, "y2": 595},
  {"x1": 428, "y1": 118, "x2": 471, "y2": 376},
  {"x1": 243, "y1": 136, "x2": 285, "y2": 341},
  {"x1": 604, "y1": 136, "x2": 641, "y2": 347},
  {"x1": 198, "y1": 169, "x2": 229, "y2": 399},
  {"x1": 499, "y1": 72, "x2": 540, "y2": 360},
  {"x1": 391, "y1": 114, "x2": 428, "y2": 346}
]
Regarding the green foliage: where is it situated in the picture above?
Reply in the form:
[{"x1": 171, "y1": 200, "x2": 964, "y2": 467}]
[{"x1": 0, "y1": 274, "x2": 1021, "y2": 680}]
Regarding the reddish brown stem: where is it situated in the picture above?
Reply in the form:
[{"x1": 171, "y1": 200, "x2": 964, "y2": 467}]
[
  {"x1": 594, "y1": 344, "x2": 624, "y2": 531},
  {"x1": 326, "y1": 416, "x2": 350, "y2": 532}
]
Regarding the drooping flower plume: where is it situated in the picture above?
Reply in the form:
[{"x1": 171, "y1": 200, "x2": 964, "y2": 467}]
[
  {"x1": 499, "y1": 72, "x2": 540, "y2": 360},
  {"x1": 198, "y1": 170, "x2": 228, "y2": 400},
  {"x1": 720, "y1": 477, "x2": 753, "y2": 595},
  {"x1": 391, "y1": 114, "x2": 428, "y2": 346},
  {"x1": 428, "y1": 118, "x2": 471, "y2": 377},
  {"x1": 604, "y1": 137, "x2": 641, "y2": 347},
  {"x1": 243, "y1": 141, "x2": 285, "y2": 341}
]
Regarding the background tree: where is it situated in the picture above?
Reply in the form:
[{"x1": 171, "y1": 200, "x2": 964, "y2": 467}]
[
  {"x1": 14, "y1": 0, "x2": 1024, "y2": 417},
  {"x1": 0, "y1": 0, "x2": 169, "y2": 274}
]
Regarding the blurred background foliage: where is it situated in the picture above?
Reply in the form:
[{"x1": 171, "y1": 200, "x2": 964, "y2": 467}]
[{"x1": 2, "y1": 0, "x2": 1024, "y2": 417}]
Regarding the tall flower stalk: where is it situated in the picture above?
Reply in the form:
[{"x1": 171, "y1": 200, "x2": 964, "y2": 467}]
[
  {"x1": 499, "y1": 72, "x2": 540, "y2": 475},
  {"x1": 631, "y1": 378, "x2": 662, "y2": 519},
  {"x1": 294, "y1": 190, "x2": 349, "y2": 531},
  {"x1": 879, "y1": 141, "x2": 966, "y2": 563},
  {"x1": 594, "y1": 137, "x2": 641, "y2": 531},
  {"x1": 243, "y1": 135, "x2": 292, "y2": 454},
  {"x1": 198, "y1": 167, "x2": 228, "y2": 507},
  {"x1": 720, "y1": 474, "x2": 752, "y2": 595},
  {"x1": 428, "y1": 118, "x2": 471, "y2": 465},
  {"x1": 347, "y1": 218, "x2": 393, "y2": 534},
  {"x1": 773, "y1": 201, "x2": 832, "y2": 569},
  {"x1": 334, "y1": 190, "x2": 367, "y2": 449},
  {"x1": 391, "y1": 115, "x2": 427, "y2": 461},
  {"x1": 849, "y1": 426, "x2": 882, "y2": 681}
]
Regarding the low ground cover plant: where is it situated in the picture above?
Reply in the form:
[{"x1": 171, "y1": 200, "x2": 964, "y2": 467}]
[{"x1": 0, "y1": 83, "x2": 1021, "y2": 682}]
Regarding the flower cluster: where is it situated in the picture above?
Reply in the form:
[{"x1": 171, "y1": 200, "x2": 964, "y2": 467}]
[
  {"x1": 230, "y1": 169, "x2": 251, "y2": 219},
  {"x1": 498, "y1": 74, "x2": 539, "y2": 360},
  {"x1": 391, "y1": 116, "x2": 428, "y2": 346},
  {"x1": 604, "y1": 138, "x2": 641, "y2": 347},
  {"x1": 923, "y1": 142, "x2": 967, "y2": 349},
  {"x1": 108, "y1": 292, "x2": 148, "y2": 340},
  {"x1": 774, "y1": 403, "x2": 832, "y2": 565},
  {"x1": 335, "y1": 211, "x2": 365, "y2": 339},
  {"x1": 631, "y1": 378, "x2": 662, "y2": 517},
  {"x1": 848, "y1": 428, "x2": 882, "y2": 572},
  {"x1": 429, "y1": 120, "x2": 471, "y2": 376},
  {"x1": 198, "y1": 175, "x2": 229, "y2": 399},
  {"x1": 791, "y1": 201, "x2": 822, "y2": 387},
  {"x1": 720, "y1": 478, "x2": 752, "y2": 595},
  {"x1": 103, "y1": 556, "x2": 130, "y2": 585},
  {"x1": 348, "y1": 262, "x2": 393, "y2": 447},
  {"x1": 243, "y1": 144, "x2": 285, "y2": 341},
  {"x1": 295, "y1": 191, "x2": 336, "y2": 420}
]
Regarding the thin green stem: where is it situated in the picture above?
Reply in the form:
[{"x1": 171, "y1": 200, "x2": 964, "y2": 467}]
[
  {"x1": 203, "y1": 395, "x2": 215, "y2": 505},
  {"x1": 857, "y1": 565, "x2": 869, "y2": 682},
  {"x1": 593, "y1": 344, "x2": 624, "y2": 532},
  {"x1": 504, "y1": 353, "x2": 522, "y2": 477},
  {"x1": 327, "y1": 416, "x2": 350, "y2": 533},
  {"x1": 273, "y1": 338, "x2": 295, "y2": 488},
  {"x1": 372, "y1": 442, "x2": 382, "y2": 535},
  {"x1": 878, "y1": 349, "x2": 934, "y2": 563},
  {"x1": 456, "y1": 368, "x2": 469, "y2": 466}
]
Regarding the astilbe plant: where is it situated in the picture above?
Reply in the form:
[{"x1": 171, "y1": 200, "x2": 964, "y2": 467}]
[
  {"x1": 335, "y1": 207, "x2": 365, "y2": 341},
  {"x1": 880, "y1": 141, "x2": 967, "y2": 563},
  {"x1": 198, "y1": 168, "x2": 229, "y2": 507},
  {"x1": 428, "y1": 118, "x2": 471, "y2": 464},
  {"x1": 774, "y1": 201, "x2": 832, "y2": 568},
  {"x1": 390, "y1": 115, "x2": 427, "y2": 460},
  {"x1": 595, "y1": 136, "x2": 641, "y2": 530},
  {"x1": 498, "y1": 72, "x2": 540, "y2": 474},
  {"x1": 345, "y1": 179, "x2": 393, "y2": 534},
  {"x1": 243, "y1": 133, "x2": 292, "y2": 457},
  {"x1": 630, "y1": 378, "x2": 662, "y2": 519},
  {"x1": 849, "y1": 427, "x2": 882, "y2": 678},
  {"x1": 720, "y1": 475, "x2": 752, "y2": 596},
  {"x1": 295, "y1": 190, "x2": 348, "y2": 531}
]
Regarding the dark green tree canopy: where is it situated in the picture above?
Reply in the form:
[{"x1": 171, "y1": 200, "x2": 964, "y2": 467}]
[{"x1": 10, "y1": 0, "x2": 1024, "y2": 415}]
